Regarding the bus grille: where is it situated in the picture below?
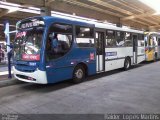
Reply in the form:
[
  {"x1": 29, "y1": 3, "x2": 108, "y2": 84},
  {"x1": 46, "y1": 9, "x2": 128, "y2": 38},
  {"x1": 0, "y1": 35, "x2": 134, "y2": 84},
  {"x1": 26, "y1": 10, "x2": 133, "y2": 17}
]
[
  {"x1": 15, "y1": 67, "x2": 35, "y2": 73},
  {"x1": 16, "y1": 74, "x2": 36, "y2": 81}
]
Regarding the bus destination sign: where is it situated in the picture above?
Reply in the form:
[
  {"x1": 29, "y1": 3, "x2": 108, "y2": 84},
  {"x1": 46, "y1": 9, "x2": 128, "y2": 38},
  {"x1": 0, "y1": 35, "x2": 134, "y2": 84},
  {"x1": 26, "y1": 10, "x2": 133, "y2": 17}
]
[{"x1": 17, "y1": 18, "x2": 45, "y2": 29}]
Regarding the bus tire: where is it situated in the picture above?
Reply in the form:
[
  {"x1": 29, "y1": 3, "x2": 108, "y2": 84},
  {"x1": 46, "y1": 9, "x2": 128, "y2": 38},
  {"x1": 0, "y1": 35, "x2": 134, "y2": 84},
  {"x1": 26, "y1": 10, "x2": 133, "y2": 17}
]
[
  {"x1": 124, "y1": 57, "x2": 131, "y2": 70},
  {"x1": 155, "y1": 52, "x2": 158, "y2": 61},
  {"x1": 72, "y1": 65, "x2": 85, "y2": 83}
]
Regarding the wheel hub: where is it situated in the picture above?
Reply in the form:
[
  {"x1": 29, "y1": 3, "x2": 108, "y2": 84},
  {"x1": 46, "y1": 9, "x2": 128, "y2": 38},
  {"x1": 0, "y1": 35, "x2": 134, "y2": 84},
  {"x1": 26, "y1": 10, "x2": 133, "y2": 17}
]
[
  {"x1": 126, "y1": 60, "x2": 129, "y2": 68},
  {"x1": 75, "y1": 69, "x2": 83, "y2": 79}
]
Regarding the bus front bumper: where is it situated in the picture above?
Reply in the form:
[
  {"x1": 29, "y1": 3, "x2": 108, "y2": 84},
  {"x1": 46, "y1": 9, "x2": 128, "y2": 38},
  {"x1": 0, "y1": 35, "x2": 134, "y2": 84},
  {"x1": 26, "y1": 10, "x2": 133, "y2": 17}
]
[{"x1": 13, "y1": 66, "x2": 48, "y2": 84}]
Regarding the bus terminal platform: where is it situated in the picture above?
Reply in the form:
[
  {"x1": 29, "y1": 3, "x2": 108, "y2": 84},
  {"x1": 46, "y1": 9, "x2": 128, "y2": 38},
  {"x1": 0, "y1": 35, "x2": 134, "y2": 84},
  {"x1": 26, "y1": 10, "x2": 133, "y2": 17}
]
[
  {"x1": 0, "y1": 61, "x2": 159, "y2": 114},
  {"x1": 0, "y1": 65, "x2": 13, "y2": 80}
]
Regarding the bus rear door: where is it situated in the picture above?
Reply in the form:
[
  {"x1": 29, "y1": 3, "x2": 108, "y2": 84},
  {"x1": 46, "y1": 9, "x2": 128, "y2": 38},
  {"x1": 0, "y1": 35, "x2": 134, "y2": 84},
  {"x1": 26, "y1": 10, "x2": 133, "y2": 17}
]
[
  {"x1": 95, "y1": 30, "x2": 105, "y2": 72},
  {"x1": 133, "y1": 34, "x2": 138, "y2": 64}
]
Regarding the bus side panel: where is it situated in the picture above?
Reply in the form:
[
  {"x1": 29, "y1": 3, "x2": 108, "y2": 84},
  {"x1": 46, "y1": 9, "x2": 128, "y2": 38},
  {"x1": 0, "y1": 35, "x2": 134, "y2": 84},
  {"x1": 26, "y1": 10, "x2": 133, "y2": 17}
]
[
  {"x1": 145, "y1": 47, "x2": 155, "y2": 61},
  {"x1": 137, "y1": 46, "x2": 145, "y2": 64},
  {"x1": 72, "y1": 48, "x2": 96, "y2": 76},
  {"x1": 46, "y1": 47, "x2": 96, "y2": 83},
  {"x1": 158, "y1": 46, "x2": 160, "y2": 58},
  {"x1": 87, "y1": 62, "x2": 97, "y2": 75},
  {"x1": 46, "y1": 66, "x2": 74, "y2": 83},
  {"x1": 105, "y1": 47, "x2": 132, "y2": 71},
  {"x1": 105, "y1": 59, "x2": 124, "y2": 72}
]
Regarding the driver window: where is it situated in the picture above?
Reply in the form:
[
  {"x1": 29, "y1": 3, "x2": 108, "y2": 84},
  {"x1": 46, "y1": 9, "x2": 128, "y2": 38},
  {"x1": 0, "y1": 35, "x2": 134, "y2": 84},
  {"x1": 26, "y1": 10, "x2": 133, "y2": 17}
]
[{"x1": 46, "y1": 23, "x2": 73, "y2": 61}]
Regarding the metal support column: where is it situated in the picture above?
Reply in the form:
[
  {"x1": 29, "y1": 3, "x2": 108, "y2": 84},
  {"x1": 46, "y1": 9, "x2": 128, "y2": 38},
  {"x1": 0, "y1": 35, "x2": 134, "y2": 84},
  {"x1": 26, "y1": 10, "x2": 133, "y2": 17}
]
[{"x1": 40, "y1": 7, "x2": 51, "y2": 16}]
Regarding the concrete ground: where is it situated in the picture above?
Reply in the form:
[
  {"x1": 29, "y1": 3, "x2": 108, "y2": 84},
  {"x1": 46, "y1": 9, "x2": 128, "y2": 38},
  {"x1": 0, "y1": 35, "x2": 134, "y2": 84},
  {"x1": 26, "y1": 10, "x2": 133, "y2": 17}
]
[
  {"x1": 0, "y1": 66, "x2": 13, "y2": 80},
  {"x1": 0, "y1": 61, "x2": 159, "y2": 115}
]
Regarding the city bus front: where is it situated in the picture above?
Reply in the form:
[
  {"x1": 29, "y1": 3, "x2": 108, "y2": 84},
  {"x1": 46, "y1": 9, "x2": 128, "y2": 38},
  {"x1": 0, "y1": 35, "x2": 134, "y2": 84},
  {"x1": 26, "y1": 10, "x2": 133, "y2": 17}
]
[{"x1": 13, "y1": 17, "x2": 48, "y2": 84}]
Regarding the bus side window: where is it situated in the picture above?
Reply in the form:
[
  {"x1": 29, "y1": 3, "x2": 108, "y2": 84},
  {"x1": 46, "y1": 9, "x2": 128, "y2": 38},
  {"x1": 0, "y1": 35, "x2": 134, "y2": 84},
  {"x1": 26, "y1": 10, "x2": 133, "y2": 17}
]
[
  {"x1": 158, "y1": 38, "x2": 160, "y2": 46},
  {"x1": 116, "y1": 31, "x2": 125, "y2": 47},
  {"x1": 106, "y1": 30, "x2": 116, "y2": 47},
  {"x1": 138, "y1": 34, "x2": 144, "y2": 47},
  {"x1": 46, "y1": 23, "x2": 73, "y2": 61},
  {"x1": 153, "y1": 36, "x2": 158, "y2": 46},
  {"x1": 76, "y1": 26, "x2": 94, "y2": 47},
  {"x1": 149, "y1": 36, "x2": 153, "y2": 46},
  {"x1": 144, "y1": 36, "x2": 148, "y2": 46},
  {"x1": 125, "y1": 32, "x2": 132, "y2": 47}
]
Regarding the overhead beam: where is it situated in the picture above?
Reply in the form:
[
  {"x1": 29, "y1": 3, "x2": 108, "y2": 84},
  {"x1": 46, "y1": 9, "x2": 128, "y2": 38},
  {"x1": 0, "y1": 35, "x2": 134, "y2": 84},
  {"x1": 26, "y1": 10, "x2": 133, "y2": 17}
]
[
  {"x1": 121, "y1": 20, "x2": 148, "y2": 30},
  {"x1": 61, "y1": 0, "x2": 123, "y2": 17},
  {"x1": 4, "y1": 12, "x2": 35, "y2": 19},
  {"x1": 115, "y1": 0, "x2": 159, "y2": 27},
  {"x1": 113, "y1": 0, "x2": 144, "y2": 14},
  {"x1": 4, "y1": 0, "x2": 155, "y2": 31},
  {"x1": 121, "y1": 12, "x2": 160, "y2": 26},
  {"x1": 0, "y1": 16, "x2": 19, "y2": 23},
  {"x1": 49, "y1": 0, "x2": 120, "y2": 24},
  {"x1": 45, "y1": 0, "x2": 55, "y2": 7},
  {"x1": 88, "y1": 0, "x2": 158, "y2": 26},
  {"x1": 6, "y1": 0, "x2": 44, "y2": 7},
  {"x1": 149, "y1": 24, "x2": 160, "y2": 29},
  {"x1": 121, "y1": 12, "x2": 154, "y2": 21},
  {"x1": 88, "y1": 0, "x2": 134, "y2": 15},
  {"x1": 51, "y1": 0, "x2": 148, "y2": 30},
  {"x1": 131, "y1": 19, "x2": 149, "y2": 26},
  {"x1": 137, "y1": 18, "x2": 159, "y2": 25},
  {"x1": 0, "y1": 9, "x2": 9, "y2": 17}
]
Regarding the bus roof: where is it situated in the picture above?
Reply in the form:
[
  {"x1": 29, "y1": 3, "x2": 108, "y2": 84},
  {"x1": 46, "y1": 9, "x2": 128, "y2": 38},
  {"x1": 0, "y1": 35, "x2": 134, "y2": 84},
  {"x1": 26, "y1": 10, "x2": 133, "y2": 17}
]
[
  {"x1": 40, "y1": 16, "x2": 95, "y2": 28},
  {"x1": 95, "y1": 23, "x2": 144, "y2": 34},
  {"x1": 44, "y1": 16, "x2": 144, "y2": 34},
  {"x1": 144, "y1": 32, "x2": 160, "y2": 35},
  {"x1": 17, "y1": 16, "x2": 144, "y2": 34}
]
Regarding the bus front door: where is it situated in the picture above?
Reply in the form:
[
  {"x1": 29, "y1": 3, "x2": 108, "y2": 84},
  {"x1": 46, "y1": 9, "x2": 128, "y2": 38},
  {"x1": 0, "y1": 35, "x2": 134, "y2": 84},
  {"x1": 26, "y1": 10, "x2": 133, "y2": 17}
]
[
  {"x1": 133, "y1": 34, "x2": 138, "y2": 64},
  {"x1": 96, "y1": 31, "x2": 105, "y2": 72}
]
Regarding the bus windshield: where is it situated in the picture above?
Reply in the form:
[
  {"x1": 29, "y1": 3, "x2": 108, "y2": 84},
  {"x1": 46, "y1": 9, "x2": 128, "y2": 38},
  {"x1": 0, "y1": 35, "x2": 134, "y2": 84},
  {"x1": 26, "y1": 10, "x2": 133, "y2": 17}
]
[{"x1": 14, "y1": 28, "x2": 43, "y2": 61}]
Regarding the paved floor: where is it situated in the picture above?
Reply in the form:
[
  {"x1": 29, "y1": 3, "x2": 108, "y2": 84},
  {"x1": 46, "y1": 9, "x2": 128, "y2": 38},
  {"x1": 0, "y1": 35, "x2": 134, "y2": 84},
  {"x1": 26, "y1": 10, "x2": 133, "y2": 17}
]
[
  {"x1": 0, "y1": 66, "x2": 13, "y2": 81},
  {"x1": 0, "y1": 66, "x2": 8, "y2": 72},
  {"x1": 0, "y1": 61, "x2": 160, "y2": 115},
  {"x1": 0, "y1": 66, "x2": 13, "y2": 76}
]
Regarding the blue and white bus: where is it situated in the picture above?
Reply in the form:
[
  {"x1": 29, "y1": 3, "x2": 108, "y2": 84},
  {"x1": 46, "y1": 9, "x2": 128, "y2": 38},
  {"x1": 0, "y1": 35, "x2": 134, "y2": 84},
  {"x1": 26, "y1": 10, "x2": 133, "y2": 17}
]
[{"x1": 13, "y1": 16, "x2": 145, "y2": 84}]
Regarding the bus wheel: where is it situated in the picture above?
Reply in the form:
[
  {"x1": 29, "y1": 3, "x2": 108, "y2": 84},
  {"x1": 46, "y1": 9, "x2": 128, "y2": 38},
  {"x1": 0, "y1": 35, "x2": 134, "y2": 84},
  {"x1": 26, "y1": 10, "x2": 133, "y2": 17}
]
[
  {"x1": 124, "y1": 58, "x2": 131, "y2": 70},
  {"x1": 154, "y1": 52, "x2": 158, "y2": 61},
  {"x1": 73, "y1": 65, "x2": 85, "y2": 83}
]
